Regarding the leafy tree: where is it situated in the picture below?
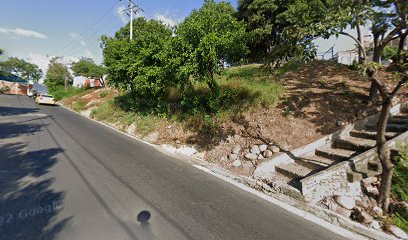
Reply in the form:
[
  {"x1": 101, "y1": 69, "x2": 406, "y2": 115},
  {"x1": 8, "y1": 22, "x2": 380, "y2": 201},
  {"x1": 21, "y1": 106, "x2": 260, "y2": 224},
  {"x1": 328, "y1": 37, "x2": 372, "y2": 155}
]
[
  {"x1": 175, "y1": 0, "x2": 248, "y2": 94},
  {"x1": 101, "y1": 18, "x2": 173, "y2": 104},
  {"x1": 0, "y1": 57, "x2": 42, "y2": 82},
  {"x1": 71, "y1": 57, "x2": 107, "y2": 86},
  {"x1": 71, "y1": 58, "x2": 106, "y2": 78},
  {"x1": 364, "y1": 62, "x2": 407, "y2": 212},
  {"x1": 44, "y1": 57, "x2": 72, "y2": 90},
  {"x1": 368, "y1": 0, "x2": 407, "y2": 101},
  {"x1": 237, "y1": 0, "x2": 340, "y2": 65},
  {"x1": 0, "y1": 48, "x2": 3, "y2": 56}
]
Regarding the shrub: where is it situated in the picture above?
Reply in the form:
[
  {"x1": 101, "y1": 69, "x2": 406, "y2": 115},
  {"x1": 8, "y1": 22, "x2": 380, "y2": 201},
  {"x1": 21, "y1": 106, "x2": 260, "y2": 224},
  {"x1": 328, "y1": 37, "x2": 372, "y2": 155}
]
[
  {"x1": 49, "y1": 86, "x2": 89, "y2": 101},
  {"x1": 0, "y1": 86, "x2": 10, "y2": 94},
  {"x1": 390, "y1": 144, "x2": 408, "y2": 233},
  {"x1": 99, "y1": 92, "x2": 107, "y2": 98}
]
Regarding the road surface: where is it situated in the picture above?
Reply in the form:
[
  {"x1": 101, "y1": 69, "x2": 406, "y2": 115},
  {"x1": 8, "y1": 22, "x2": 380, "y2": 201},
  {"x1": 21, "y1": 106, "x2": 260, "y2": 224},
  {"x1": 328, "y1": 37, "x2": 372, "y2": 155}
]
[{"x1": 0, "y1": 95, "x2": 349, "y2": 240}]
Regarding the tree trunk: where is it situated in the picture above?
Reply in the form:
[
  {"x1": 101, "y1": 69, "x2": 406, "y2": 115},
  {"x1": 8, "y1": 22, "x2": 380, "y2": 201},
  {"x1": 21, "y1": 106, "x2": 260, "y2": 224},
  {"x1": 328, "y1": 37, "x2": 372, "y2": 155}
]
[
  {"x1": 356, "y1": 23, "x2": 366, "y2": 64},
  {"x1": 372, "y1": 46, "x2": 382, "y2": 63},
  {"x1": 376, "y1": 98, "x2": 394, "y2": 212},
  {"x1": 396, "y1": 33, "x2": 407, "y2": 64},
  {"x1": 368, "y1": 46, "x2": 383, "y2": 103}
]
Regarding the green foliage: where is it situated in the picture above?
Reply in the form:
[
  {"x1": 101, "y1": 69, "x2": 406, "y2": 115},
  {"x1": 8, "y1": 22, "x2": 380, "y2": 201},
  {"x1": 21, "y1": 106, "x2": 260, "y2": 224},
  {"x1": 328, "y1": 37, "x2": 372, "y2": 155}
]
[
  {"x1": 390, "y1": 144, "x2": 408, "y2": 233},
  {"x1": 0, "y1": 86, "x2": 10, "y2": 94},
  {"x1": 49, "y1": 86, "x2": 89, "y2": 101},
  {"x1": 44, "y1": 57, "x2": 72, "y2": 90},
  {"x1": 175, "y1": 0, "x2": 248, "y2": 92},
  {"x1": 237, "y1": 0, "x2": 342, "y2": 65},
  {"x1": 101, "y1": 17, "x2": 173, "y2": 105},
  {"x1": 72, "y1": 101, "x2": 86, "y2": 112},
  {"x1": 0, "y1": 57, "x2": 42, "y2": 82},
  {"x1": 392, "y1": 144, "x2": 408, "y2": 202},
  {"x1": 382, "y1": 46, "x2": 398, "y2": 61},
  {"x1": 71, "y1": 57, "x2": 106, "y2": 78},
  {"x1": 90, "y1": 98, "x2": 159, "y2": 135},
  {"x1": 99, "y1": 92, "x2": 107, "y2": 98}
]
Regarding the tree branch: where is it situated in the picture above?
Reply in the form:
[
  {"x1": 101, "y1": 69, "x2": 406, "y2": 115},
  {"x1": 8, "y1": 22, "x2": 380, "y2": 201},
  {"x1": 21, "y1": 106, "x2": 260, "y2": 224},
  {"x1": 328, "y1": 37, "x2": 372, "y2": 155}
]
[
  {"x1": 367, "y1": 68, "x2": 390, "y2": 100},
  {"x1": 339, "y1": 31, "x2": 367, "y2": 59},
  {"x1": 391, "y1": 74, "x2": 408, "y2": 97},
  {"x1": 382, "y1": 25, "x2": 404, "y2": 47}
]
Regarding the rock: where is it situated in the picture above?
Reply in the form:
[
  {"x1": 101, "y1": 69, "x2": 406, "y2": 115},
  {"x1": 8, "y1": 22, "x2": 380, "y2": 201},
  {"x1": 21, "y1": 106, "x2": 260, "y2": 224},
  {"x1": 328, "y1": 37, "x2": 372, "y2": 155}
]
[
  {"x1": 257, "y1": 154, "x2": 264, "y2": 160},
  {"x1": 229, "y1": 154, "x2": 238, "y2": 161},
  {"x1": 232, "y1": 145, "x2": 241, "y2": 154},
  {"x1": 355, "y1": 199, "x2": 369, "y2": 209},
  {"x1": 220, "y1": 156, "x2": 228, "y2": 162},
  {"x1": 388, "y1": 225, "x2": 408, "y2": 239},
  {"x1": 370, "y1": 220, "x2": 381, "y2": 230},
  {"x1": 250, "y1": 145, "x2": 261, "y2": 154},
  {"x1": 242, "y1": 162, "x2": 253, "y2": 174},
  {"x1": 372, "y1": 206, "x2": 383, "y2": 216},
  {"x1": 175, "y1": 140, "x2": 181, "y2": 144},
  {"x1": 232, "y1": 160, "x2": 242, "y2": 167},
  {"x1": 127, "y1": 123, "x2": 136, "y2": 135},
  {"x1": 263, "y1": 150, "x2": 273, "y2": 158},
  {"x1": 357, "y1": 210, "x2": 374, "y2": 224},
  {"x1": 268, "y1": 145, "x2": 280, "y2": 153},
  {"x1": 362, "y1": 177, "x2": 378, "y2": 186},
  {"x1": 336, "y1": 207, "x2": 352, "y2": 218},
  {"x1": 259, "y1": 144, "x2": 268, "y2": 152},
  {"x1": 245, "y1": 153, "x2": 257, "y2": 160},
  {"x1": 334, "y1": 195, "x2": 356, "y2": 210},
  {"x1": 365, "y1": 185, "x2": 379, "y2": 195},
  {"x1": 143, "y1": 132, "x2": 159, "y2": 143},
  {"x1": 336, "y1": 120, "x2": 346, "y2": 126}
]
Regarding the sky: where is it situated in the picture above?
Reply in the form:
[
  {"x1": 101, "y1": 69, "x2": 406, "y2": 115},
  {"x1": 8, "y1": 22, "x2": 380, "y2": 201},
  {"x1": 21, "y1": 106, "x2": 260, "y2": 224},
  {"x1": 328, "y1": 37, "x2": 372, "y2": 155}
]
[{"x1": 0, "y1": 0, "x2": 364, "y2": 79}]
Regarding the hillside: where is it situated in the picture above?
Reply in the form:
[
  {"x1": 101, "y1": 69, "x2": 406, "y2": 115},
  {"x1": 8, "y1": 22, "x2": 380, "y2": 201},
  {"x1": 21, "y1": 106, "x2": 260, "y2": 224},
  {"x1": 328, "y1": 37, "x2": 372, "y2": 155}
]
[{"x1": 59, "y1": 60, "x2": 407, "y2": 176}]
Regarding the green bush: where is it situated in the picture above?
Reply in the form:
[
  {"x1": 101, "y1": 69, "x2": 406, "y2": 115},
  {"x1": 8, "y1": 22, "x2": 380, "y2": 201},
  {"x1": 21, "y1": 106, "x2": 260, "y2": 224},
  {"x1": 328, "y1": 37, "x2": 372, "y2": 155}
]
[
  {"x1": 49, "y1": 86, "x2": 89, "y2": 101},
  {"x1": 72, "y1": 101, "x2": 86, "y2": 112},
  {"x1": 392, "y1": 144, "x2": 408, "y2": 202},
  {"x1": 0, "y1": 86, "x2": 10, "y2": 94},
  {"x1": 99, "y1": 92, "x2": 107, "y2": 98},
  {"x1": 382, "y1": 46, "x2": 398, "y2": 61},
  {"x1": 390, "y1": 144, "x2": 408, "y2": 233}
]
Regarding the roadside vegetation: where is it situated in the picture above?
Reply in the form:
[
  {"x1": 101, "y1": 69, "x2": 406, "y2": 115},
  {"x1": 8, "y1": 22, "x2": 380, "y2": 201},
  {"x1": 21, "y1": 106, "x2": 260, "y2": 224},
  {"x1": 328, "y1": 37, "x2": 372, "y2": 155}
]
[
  {"x1": 389, "y1": 144, "x2": 408, "y2": 232},
  {"x1": 49, "y1": 86, "x2": 90, "y2": 101}
]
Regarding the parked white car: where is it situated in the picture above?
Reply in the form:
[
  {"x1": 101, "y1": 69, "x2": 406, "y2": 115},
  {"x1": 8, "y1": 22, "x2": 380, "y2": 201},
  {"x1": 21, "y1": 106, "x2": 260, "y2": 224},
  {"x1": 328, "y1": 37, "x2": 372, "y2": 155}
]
[{"x1": 35, "y1": 94, "x2": 56, "y2": 105}]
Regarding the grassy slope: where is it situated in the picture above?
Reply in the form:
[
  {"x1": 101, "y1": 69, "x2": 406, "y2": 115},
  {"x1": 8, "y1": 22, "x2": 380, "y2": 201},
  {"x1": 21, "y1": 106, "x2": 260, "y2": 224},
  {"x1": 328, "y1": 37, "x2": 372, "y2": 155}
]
[
  {"x1": 89, "y1": 64, "x2": 286, "y2": 135},
  {"x1": 390, "y1": 144, "x2": 408, "y2": 232}
]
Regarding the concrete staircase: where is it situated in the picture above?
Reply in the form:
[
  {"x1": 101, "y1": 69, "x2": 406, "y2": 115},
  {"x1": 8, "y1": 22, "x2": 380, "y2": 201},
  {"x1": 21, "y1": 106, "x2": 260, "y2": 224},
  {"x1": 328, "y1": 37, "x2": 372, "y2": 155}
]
[{"x1": 273, "y1": 110, "x2": 408, "y2": 190}]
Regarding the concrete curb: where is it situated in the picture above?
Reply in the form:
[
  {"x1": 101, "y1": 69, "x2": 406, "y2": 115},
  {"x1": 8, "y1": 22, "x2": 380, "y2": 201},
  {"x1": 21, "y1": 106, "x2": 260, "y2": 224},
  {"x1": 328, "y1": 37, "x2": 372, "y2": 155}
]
[{"x1": 58, "y1": 104, "x2": 393, "y2": 240}]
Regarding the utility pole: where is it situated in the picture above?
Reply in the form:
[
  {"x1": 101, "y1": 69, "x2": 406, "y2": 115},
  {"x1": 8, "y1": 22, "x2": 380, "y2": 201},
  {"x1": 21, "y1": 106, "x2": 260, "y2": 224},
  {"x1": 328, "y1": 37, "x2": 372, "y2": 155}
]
[
  {"x1": 129, "y1": 0, "x2": 133, "y2": 40},
  {"x1": 120, "y1": 0, "x2": 143, "y2": 41}
]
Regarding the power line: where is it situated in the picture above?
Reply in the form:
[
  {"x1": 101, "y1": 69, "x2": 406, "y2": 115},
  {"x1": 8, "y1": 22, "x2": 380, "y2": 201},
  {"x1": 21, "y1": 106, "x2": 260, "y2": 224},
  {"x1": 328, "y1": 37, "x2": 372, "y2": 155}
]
[
  {"x1": 57, "y1": 2, "x2": 118, "y2": 56},
  {"x1": 67, "y1": 21, "x2": 123, "y2": 58},
  {"x1": 62, "y1": 14, "x2": 121, "y2": 57}
]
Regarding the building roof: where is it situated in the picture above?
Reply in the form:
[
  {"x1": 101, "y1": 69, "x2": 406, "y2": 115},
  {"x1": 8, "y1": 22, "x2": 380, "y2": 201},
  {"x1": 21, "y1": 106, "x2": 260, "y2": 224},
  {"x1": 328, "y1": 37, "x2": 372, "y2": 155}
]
[{"x1": 0, "y1": 71, "x2": 27, "y2": 84}]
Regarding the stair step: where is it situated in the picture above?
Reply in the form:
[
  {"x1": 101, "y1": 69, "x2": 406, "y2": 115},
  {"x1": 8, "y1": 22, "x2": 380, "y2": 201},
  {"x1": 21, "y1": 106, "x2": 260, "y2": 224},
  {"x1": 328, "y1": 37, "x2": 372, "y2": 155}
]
[
  {"x1": 315, "y1": 146, "x2": 356, "y2": 161},
  {"x1": 389, "y1": 115, "x2": 408, "y2": 125},
  {"x1": 297, "y1": 154, "x2": 335, "y2": 168},
  {"x1": 350, "y1": 130, "x2": 397, "y2": 140},
  {"x1": 367, "y1": 123, "x2": 408, "y2": 133},
  {"x1": 334, "y1": 137, "x2": 376, "y2": 151},
  {"x1": 275, "y1": 163, "x2": 314, "y2": 180}
]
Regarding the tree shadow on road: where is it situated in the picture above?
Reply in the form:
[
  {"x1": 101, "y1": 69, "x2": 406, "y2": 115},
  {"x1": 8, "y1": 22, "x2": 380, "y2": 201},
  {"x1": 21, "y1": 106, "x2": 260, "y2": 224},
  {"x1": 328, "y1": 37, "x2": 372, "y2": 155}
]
[
  {"x1": 0, "y1": 142, "x2": 72, "y2": 240},
  {"x1": 0, "y1": 106, "x2": 40, "y2": 117},
  {"x1": 0, "y1": 122, "x2": 48, "y2": 139}
]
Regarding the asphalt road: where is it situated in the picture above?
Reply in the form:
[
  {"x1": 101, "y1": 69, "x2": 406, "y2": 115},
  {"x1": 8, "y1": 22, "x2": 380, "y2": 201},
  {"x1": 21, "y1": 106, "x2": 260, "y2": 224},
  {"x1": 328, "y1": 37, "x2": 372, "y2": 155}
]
[{"x1": 0, "y1": 94, "x2": 350, "y2": 240}]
